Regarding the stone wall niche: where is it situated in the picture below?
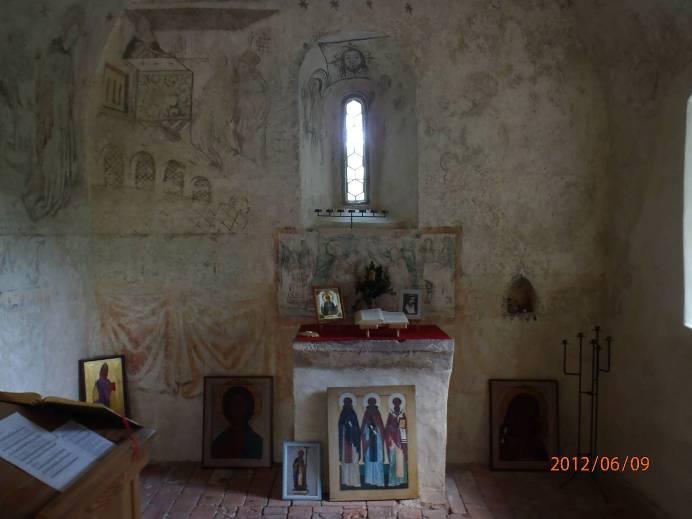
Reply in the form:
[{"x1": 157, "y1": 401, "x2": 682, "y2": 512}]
[
  {"x1": 506, "y1": 274, "x2": 538, "y2": 321},
  {"x1": 299, "y1": 32, "x2": 418, "y2": 228}
]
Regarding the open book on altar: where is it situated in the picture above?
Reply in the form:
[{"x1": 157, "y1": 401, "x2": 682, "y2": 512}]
[{"x1": 354, "y1": 308, "x2": 409, "y2": 329}]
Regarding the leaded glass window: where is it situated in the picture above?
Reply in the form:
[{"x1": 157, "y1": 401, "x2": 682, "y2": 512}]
[{"x1": 343, "y1": 96, "x2": 368, "y2": 204}]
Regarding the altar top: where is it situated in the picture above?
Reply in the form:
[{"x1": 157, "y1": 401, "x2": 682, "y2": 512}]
[{"x1": 294, "y1": 323, "x2": 451, "y2": 342}]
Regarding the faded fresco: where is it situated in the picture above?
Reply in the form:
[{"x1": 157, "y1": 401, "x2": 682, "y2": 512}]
[
  {"x1": 192, "y1": 50, "x2": 270, "y2": 169},
  {"x1": 278, "y1": 231, "x2": 456, "y2": 320},
  {"x1": 22, "y1": 5, "x2": 84, "y2": 221},
  {"x1": 298, "y1": 33, "x2": 419, "y2": 227},
  {"x1": 96, "y1": 292, "x2": 268, "y2": 398},
  {"x1": 2, "y1": 0, "x2": 617, "y2": 476}
]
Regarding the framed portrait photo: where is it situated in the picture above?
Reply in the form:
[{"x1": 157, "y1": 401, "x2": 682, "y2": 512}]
[
  {"x1": 327, "y1": 385, "x2": 419, "y2": 501},
  {"x1": 400, "y1": 289, "x2": 422, "y2": 319},
  {"x1": 78, "y1": 355, "x2": 129, "y2": 417},
  {"x1": 282, "y1": 441, "x2": 322, "y2": 501},
  {"x1": 313, "y1": 286, "x2": 344, "y2": 322},
  {"x1": 202, "y1": 376, "x2": 272, "y2": 468},
  {"x1": 489, "y1": 379, "x2": 559, "y2": 471}
]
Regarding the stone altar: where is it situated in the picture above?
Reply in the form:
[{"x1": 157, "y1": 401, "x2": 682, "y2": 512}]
[{"x1": 292, "y1": 324, "x2": 455, "y2": 504}]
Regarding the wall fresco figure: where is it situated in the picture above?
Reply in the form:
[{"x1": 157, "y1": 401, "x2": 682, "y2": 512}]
[
  {"x1": 191, "y1": 55, "x2": 232, "y2": 169},
  {"x1": 22, "y1": 5, "x2": 84, "y2": 221},
  {"x1": 229, "y1": 50, "x2": 270, "y2": 166},
  {"x1": 302, "y1": 70, "x2": 327, "y2": 148}
]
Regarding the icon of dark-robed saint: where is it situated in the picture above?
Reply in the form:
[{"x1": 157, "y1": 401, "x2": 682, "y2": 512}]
[
  {"x1": 212, "y1": 386, "x2": 263, "y2": 459},
  {"x1": 293, "y1": 449, "x2": 308, "y2": 494},
  {"x1": 361, "y1": 394, "x2": 386, "y2": 487},
  {"x1": 499, "y1": 393, "x2": 548, "y2": 462},
  {"x1": 338, "y1": 394, "x2": 362, "y2": 488}
]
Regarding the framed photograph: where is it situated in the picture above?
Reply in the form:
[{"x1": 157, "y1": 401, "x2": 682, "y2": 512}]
[
  {"x1": 400, "y1": 289, "x2": 422, "y2": 319},
  {"x1": 327, "y1": 385, "x2": 418, "y2": 501},
  {"x1": 78, "y1": 355, "x2": 129, "y2": 417},
  {"x1": 313, "y1": 286, "x2": 344, "y2": 322},
  {"x1": 282, "y1": 441, "x2": 322, "y2": 501},
  {"x1": 489, "y1": 379, "x2": 559, "y2": 471},
  {"x1": 203, "y1": 376, "x2": 273, "y2": 468}
]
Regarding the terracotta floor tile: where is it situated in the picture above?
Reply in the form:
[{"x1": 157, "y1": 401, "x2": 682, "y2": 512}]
[{"x1": 137, "y1": 462, "x2": 664, "y2": 519}]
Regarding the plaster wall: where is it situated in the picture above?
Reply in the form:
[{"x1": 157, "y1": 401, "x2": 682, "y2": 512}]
[
  {"x1": 571, "y1": 2, "x2": 692, "y2": 517},
  {"x1": 2, "y1": 0, "x2": 610, "y2": 485},
  {"x1": 85, "y1": 0, "x2": 609, "y2": 467},
  {"x1": 0, "y1": 0, "x2": 125, "y2": 398}
]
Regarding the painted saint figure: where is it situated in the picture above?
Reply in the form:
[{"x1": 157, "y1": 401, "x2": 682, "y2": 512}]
[
  {"x1": 321, "y1": 292, "x2": 337, "y2": 316},
  {"x1": 23, "y1": 5, "x2": 84, "y2": 221},
  {"x1": 361, "y1": 396, "x2": 386, "y2": 487},
  {"x1": 499, "y1": 393, "x2": 548, "y2": 461},
  {"x1": 229, "y1": 50, "x2": 270, "y2": 166},
  {"x1": 92, "y1": 363, "x2": 116, "y2": 408},
  {"x1": 384, "y1": 396, "x2": 408, "y2": 487},
  {"x1": 302, "y1": 72, "x2": 325, "y2": 148},
  {"x1": 191, "y1": 53, "x2": 233, "y2": 169},
  {"x1": 338, "y1": 396, "x2": 362, "y2": 488},
  {"x1": 212, "y1": 386, "x2": 263, "y2": 459},
  {"x1": 292, "y1": 449, "x2": 308, "y2": 493},
  {"x1": 338, "y1": 46, "x2": 369, "y2": 79}
]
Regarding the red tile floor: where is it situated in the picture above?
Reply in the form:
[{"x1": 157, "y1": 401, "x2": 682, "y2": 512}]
[{"x1": 140, "y1": 463, "x2": 667, "y2": 519}]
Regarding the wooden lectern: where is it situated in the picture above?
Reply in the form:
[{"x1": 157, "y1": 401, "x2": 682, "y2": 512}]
[{"x1": 0, "y1": 398, "x2": 155, "y2": 519}]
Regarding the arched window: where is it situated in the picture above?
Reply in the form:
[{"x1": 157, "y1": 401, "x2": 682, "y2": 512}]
[
  {"x1": 132, "y1": 151, "x2": 155, "y2": 190},
  {"x1": 343, "y1": 96, "x2": 368, "y2": 204},
  {"x1": 163, "y1": 160, "x2": 185, "y2": 195},
  {"x1": 298, "y1": 35, "x2": 419, "y2": 227},
  {"x1": 103, "y1": 144, "x2": 124, "y2": 187}
]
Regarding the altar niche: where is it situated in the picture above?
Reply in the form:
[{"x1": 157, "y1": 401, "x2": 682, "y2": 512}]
[
  {"x1": 298, "y1": 31, "x2": 419, "y2": 228},
  {"x1": 327, "y1": 385, "x2": 419, "y2": 501},
  {"x1": 293, "y1": 327, "x2": 453, "y2": 504}
]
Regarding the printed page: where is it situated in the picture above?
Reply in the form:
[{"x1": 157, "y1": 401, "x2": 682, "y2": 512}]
[
  {"x1": 54, "y1": 420, "x2": 115, "y2": 459},
  {"x1": 0, "y1": 413, "x2": 98, "y2": 491},
  {"x1": 381, "y1": 311, "x2": 409, "y2": 325},
  {"x1": 355, "y1": 308, "x2": 384, "y2": 325}
]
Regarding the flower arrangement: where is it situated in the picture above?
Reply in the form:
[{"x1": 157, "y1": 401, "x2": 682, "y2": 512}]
[{"x1": 354, "y1": 261, "x2": 395, "y2": 309}]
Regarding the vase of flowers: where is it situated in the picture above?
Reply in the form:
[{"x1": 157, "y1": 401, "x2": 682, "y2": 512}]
[{"x1": 354, "y1": 261, "x2": 395, "y2": 309}]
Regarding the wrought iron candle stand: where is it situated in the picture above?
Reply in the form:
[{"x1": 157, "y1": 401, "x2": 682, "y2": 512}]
[
  {"x1": 561, "y1": 326, "x2": 612, "y2": 485},
  {"x1": 314, "y1": 208, "x2": 388, "y2": 228}
]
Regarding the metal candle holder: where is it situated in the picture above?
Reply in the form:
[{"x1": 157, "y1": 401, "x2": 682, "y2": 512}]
[
  {"x1": 562, "y1": 326, "x2": 612, "y2": 461},
  {"x1": 314, "y1": 208, "x2": 388, "y2": 229}
]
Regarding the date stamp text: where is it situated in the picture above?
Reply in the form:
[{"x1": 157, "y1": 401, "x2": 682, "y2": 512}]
[{"x1": 550, "y1": 456, "x2": 651, "y2": 473}]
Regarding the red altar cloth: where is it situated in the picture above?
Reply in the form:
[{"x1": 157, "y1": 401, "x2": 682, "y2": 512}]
[{"x1": 294, "y1": 323, "x2": 451, "y2": 342}]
